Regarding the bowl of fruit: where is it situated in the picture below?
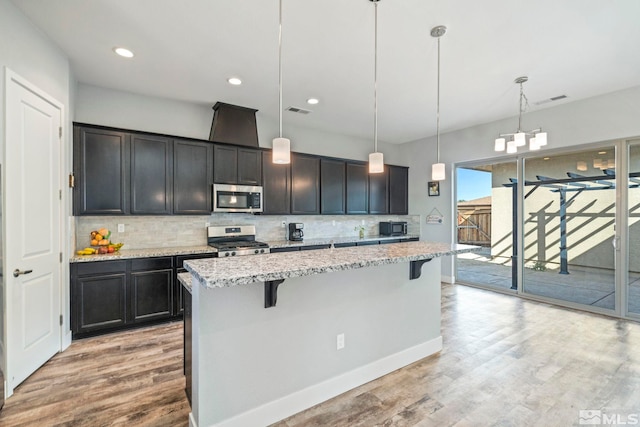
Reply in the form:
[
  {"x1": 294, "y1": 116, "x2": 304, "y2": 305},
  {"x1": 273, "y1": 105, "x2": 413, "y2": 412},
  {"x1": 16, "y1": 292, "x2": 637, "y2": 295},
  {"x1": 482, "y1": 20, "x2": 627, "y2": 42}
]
[{"x1": 75, "y1": 228, "x2": 124, "y2": 255}]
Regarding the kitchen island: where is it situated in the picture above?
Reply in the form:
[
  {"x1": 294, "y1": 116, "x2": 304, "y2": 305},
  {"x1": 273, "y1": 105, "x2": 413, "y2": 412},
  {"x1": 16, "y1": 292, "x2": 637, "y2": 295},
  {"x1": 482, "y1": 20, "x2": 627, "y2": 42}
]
[{"x1": 183, "y1": 241, "x2": 478, "y2": 427}]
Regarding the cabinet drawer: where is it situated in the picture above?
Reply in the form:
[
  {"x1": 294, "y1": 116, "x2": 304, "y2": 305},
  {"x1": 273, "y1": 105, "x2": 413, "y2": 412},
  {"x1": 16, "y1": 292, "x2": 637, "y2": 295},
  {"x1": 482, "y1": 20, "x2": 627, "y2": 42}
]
[
  {"x1": 334, "y1": 242, "x2": 356, "y2": 248},
  {"x1": 356, "y1": 240, "x2": 379, "y2": 246},
  {"x1": 75, "y1": 260, "x2": 127, "y2": 276},
  {"x1": 271, "y1": 247, "x2": 300, "y2": 253},
  {"x1": 131, "y1": 257, "x2": 173, "y2": 271},
  {"x1": 300, "y1": 244, "x2": 331, "y2": 251}
]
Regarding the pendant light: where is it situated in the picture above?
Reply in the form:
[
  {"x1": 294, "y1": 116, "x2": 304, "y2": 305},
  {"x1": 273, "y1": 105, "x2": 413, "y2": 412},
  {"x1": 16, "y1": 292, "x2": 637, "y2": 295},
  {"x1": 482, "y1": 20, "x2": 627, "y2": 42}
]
[
  {"x1": 494, "y1": 76, "x2": 548, "y2": 153},
  {"x1": 368, "y1": 0, "x2": 384, "y2": 174},
  {"x1": 272, "y1": 0, "x2": 291, "y2": 164},
  {"x1": 431, "y1": 25, "x2": 446, "y2": 181}
]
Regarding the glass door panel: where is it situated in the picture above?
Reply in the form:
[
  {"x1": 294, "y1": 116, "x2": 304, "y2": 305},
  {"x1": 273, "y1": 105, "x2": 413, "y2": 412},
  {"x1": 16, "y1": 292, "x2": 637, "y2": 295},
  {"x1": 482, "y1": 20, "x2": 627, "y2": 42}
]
[
  {"x1": 523, "y1": 148, "x2": 616, "y2": 310},
  {"x1": 627, "y1": 141, "x2": 640, "y2": 315},
  {"x1": 456, "y1": 161, "x2": 516, "y2": 292}
]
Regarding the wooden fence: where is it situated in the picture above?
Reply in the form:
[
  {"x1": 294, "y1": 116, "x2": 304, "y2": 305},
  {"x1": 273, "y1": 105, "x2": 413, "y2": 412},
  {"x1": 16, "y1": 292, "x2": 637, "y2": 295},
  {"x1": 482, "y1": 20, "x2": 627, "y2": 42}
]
[{"x1": 457, "y1": 207, "x2": 491, "y2": 246}]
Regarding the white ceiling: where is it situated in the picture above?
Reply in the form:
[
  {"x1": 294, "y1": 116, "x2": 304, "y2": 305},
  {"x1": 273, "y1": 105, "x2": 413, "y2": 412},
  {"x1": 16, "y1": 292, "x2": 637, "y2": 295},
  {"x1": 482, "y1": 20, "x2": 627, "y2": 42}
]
[{"x1": 12, "y1": 0, "x2": 640, "y2": 144}]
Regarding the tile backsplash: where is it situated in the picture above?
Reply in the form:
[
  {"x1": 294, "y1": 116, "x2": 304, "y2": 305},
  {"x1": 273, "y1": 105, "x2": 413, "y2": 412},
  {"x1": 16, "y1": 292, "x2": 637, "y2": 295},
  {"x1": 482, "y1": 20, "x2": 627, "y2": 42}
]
[{"x1": 75, "y1": 214, "x2": 421, "y2": 250}]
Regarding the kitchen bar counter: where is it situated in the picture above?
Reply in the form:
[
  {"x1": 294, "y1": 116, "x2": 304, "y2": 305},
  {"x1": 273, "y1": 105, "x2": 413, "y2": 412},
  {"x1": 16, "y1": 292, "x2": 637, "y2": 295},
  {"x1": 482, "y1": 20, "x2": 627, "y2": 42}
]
[
  {"x1": 184, "y1": 241, "x2": 478, "y2": 289},
  {"x1": 186, "y1": 240, "x2": 479, "y2": 427}
]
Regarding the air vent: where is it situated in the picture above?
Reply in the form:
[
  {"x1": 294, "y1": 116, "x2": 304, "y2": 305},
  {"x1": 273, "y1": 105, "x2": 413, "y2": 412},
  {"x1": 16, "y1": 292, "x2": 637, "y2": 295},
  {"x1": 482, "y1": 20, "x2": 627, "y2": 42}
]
[
  {"x1": 534, "y1": 95, "x2": 568, "y2": 106},
  {"x1": 285, "y1": 106, "x2": 312, "y2": 115}
]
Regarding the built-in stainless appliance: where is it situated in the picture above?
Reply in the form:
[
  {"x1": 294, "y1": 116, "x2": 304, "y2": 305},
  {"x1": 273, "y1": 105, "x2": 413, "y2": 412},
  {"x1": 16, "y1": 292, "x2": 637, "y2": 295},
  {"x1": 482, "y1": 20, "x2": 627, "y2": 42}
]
[
  {"x1": 379, "y1": 221, "x2": 407, "y2": 236},
  {"x1": 207, "y1": 225, "x2": 270, "y2": 257},
  {"x1": 288, "y1": 223, "x2": 304, "y2": 241},
  {"x1": 213, "y1": 184, "x2": 263, "y2": 213}
]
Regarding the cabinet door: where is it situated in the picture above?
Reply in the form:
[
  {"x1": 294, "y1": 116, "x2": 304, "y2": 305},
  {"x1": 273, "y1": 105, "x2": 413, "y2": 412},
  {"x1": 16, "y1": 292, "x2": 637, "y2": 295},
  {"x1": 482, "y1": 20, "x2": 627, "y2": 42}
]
[
  {"x1": 237, "y1": 148, "x2": 262, "y2": 185},
  {"x1": 369, "y1": 167, "x2": 389, "y2": 214},
  {"x1": 73, "y1": 126, "x2": 129, "y2": 215},
  {"x1": 213, "y1": 145, "x2": 237, "y2": 184},
  {"x1": 174, "y1": 139, "x2": 213, "y2": 214},
  {"x1": 131, "y1": 134, "x2": 172, "y2": 214},
  {"x1": 175, "y1": 253, "x2": 216, "y2": 315},
  {"x1": 72, "y1": 261, "x2": 128, "y2": 336},
  {"x1": 262, "y1": 151, "x2": 291, "y2": 214},
  {"x1": 320, "y1": 159, "x2": 346, "y2": 214},
  {"x1": 130, "y1": 257, "x2": 174, "y2": 322},
  {"x1": 389, "y1": 166, "x2": 409, "y2": 215},
  {"x1": 346, "y1": 162, "x2": 369, "y2": 214},
  {"x1": 291, "y1": 153, "x2": 320, "y2": 214}
]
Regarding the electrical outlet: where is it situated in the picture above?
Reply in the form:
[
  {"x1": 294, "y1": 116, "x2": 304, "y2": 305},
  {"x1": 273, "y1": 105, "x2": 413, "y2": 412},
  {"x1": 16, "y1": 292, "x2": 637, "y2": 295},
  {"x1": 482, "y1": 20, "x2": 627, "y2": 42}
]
[
  {"x1": 337, "y1": 333, "x2": 345, "y2": 350},
  {"x1": 205, "y1": 222, "x2": 210, "y2": 227},
  {"x1": 282, "y1": 221, "x2": 286, "y2": 228},
  {"x1": 361, "y1": 219, "x2": 365, "y2": 226},
  {"x1": 332, "y1": 220, "x2": 336, "y2": 226},
  {"x1": 117, "y1": 224, "x2": 125, "y2": 233}
]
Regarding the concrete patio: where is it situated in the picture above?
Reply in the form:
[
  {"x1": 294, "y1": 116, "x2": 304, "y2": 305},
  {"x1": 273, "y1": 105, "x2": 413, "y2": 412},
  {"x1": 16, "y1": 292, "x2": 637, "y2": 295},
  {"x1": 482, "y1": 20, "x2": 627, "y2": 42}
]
[{"x1": 456, "y1": 248, "x2": 640, "y2": 313}]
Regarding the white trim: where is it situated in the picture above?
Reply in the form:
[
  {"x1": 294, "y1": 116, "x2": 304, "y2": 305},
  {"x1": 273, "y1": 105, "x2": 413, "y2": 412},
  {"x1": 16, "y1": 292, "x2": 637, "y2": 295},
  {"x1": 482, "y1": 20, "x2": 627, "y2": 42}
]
[
  {"x1": 189, "y1": 412, "x2": 198, "y2": 427},
  {"x1": 441, "y1": 275, "x2": 455, "y2": 284},
  {"x1": 207, "y1": 337, "x2": 442, "y2": 427}
]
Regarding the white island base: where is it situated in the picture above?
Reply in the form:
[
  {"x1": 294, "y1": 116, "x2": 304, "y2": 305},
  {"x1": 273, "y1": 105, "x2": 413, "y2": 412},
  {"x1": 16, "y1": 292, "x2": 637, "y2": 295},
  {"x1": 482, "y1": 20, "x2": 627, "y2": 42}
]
[{"x1": 189, "y1": 258, "x2": 443, "y2": 427}]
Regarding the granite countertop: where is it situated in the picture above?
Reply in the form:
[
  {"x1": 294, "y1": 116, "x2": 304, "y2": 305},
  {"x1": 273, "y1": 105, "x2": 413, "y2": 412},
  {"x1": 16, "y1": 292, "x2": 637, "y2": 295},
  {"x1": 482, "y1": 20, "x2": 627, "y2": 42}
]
[
  {"x1": 184, "y1": 241, "x2": 480, "y2": 289},
  {"x1": 178, "y1": 272, "x2": 192, "y2": 293},
  {"x1": 70, "y1": 245, "x2": 216, "y2": 263},
  {"x1": 266, "y1": 234, "x2": 420, "y2": 249}
]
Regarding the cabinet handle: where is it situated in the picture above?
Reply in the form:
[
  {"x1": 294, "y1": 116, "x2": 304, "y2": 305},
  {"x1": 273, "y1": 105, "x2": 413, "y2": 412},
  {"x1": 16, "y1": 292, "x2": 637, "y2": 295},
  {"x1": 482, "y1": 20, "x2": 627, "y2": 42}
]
[{"x1": 13, "y1": 269, "x2": 33, "y2": 278}]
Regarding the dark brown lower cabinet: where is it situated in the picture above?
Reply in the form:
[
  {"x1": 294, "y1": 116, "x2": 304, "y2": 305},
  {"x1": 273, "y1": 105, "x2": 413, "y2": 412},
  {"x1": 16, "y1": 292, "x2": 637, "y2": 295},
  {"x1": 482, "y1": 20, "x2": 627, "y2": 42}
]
[
  {"x1": 175, "y1": 253, "x2": 217, "y2": 315},
  {"x1": 183, "y1": 285, "x2": 192, "y2": 405},
  {"x1": 72, "y1": 256, "x2": 179, "y2": 339}
]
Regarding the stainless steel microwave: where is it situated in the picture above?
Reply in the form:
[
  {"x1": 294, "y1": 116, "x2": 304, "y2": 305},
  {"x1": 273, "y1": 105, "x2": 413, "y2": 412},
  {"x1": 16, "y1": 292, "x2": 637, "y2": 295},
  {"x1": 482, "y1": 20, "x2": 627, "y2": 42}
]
[
  {"x1": 213, "y1": 184, "x2": 263, "y2": 213},
  {"x1": 379, "y1": 221, "x2": 407, "y2": 236}
]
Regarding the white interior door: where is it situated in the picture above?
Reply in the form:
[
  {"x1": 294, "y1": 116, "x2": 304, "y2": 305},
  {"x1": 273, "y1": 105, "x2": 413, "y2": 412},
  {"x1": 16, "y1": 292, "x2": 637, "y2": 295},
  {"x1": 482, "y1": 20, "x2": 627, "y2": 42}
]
[{"x1": 4, "y1": 69, "x2": 62, "y2": 395}]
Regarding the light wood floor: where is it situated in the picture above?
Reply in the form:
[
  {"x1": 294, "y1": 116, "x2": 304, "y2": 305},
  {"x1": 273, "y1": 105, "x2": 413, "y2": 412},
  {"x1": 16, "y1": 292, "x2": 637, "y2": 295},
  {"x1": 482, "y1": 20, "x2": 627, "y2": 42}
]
[
  {"x1": 3, "y1": 284, "x2": 640, "y2": 426},
  {"x1": 0, "y1": 322, "x2": 189, "y2": 427}
]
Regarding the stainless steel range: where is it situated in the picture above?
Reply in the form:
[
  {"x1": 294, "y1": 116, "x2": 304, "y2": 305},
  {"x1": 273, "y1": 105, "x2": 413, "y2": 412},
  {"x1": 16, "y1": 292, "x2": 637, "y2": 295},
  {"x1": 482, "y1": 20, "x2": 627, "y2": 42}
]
[{"x1": 207, "y1": 225, "x2": 270, "y2": 257}]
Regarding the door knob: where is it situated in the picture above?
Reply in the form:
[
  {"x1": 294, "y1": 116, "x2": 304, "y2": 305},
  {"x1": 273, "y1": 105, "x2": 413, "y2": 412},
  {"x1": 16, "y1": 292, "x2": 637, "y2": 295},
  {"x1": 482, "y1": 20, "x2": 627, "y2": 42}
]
[{"x1": 13, "y1": 269, "x2": 33, "y2": 278}]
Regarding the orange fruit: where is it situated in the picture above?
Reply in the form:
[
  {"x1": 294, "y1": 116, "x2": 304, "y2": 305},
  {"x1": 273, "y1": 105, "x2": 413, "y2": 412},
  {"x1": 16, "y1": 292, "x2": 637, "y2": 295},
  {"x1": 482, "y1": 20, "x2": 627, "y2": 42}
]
[
  {"x1": 95, "y1": 233, "x2": 103, "y2": 241},
  {"x1": 90, "y1": 239, "x2": 98, "y2": 246},
  {"x1": 98, "y1": 228, "x2": 109, "y2": 236},
  {"x1": 99, "y1": 239, "x2": 109, "y2": 246}
]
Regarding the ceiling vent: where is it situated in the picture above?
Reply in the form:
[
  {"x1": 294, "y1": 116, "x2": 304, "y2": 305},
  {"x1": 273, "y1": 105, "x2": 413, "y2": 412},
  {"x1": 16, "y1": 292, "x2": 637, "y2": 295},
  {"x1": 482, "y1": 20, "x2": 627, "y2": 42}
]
[
  {"x1": 286, "y1": 106, "x2": 312, "y2": 115},
  {"x1": 534, "y1": 95, "x2": 568, "y2": 106}
]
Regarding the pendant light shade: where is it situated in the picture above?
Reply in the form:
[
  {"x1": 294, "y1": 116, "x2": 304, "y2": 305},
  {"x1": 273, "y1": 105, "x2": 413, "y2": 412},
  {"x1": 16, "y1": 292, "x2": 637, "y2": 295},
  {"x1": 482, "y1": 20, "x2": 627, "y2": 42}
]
[
  {"x1": 368, "y1": 0, "x2": 384, "y2": 174},
  {"x1": 494, "y1": 137, "x2": 506, "y2": 152},
  {"x1": 369, "y1": 152, "x2": 384, "y2": 173},
  {"x1": 431, "y1": 163, "x2": 446, "y2": 181},
  {"x1": 272, "y1": 0, "x2": 291, "y2": 164},
  {"x1": 430, "y1": 25, "x2": 447, "y2": 181},
  {"x1": 273, "y1": 137, "x2": 291, "y2": 164}
]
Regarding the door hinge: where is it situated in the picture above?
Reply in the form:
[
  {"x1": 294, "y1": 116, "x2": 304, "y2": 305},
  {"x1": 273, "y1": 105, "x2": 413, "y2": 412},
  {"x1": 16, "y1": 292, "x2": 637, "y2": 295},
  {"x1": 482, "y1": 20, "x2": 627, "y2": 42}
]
[
  {"x1": 60, "y1": 252, "x2": 63, "y2": 263},
  {"x1": 68, "y1": 174, "x2": 75, "y2": 188},
  {"x1": 60, "y1": 314, "x2": 63, "y2": 326},
  {"x1": 59, "y1": 189, "x2": 62, "y2": 200},
  {"x1": 59, "y1": 126, "x2": 62, "y2": 139}
]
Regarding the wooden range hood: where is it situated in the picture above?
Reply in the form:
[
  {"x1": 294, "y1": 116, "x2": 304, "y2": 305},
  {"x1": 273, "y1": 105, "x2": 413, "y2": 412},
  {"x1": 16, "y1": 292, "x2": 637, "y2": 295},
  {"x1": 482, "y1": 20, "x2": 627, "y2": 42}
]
[{"x1": 208, "y1": 102, "x2": 259, "y2": 148}]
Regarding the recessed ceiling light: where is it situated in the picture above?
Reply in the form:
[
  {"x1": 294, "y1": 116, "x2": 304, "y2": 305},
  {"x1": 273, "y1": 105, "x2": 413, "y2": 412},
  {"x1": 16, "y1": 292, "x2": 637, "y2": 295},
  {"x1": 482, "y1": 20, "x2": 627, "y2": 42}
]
[
  {"x1": 598, "y1": 151, "x2": 607, "y2": 155},
  {"x1": 306, "y1": 98, "x2": 319, "y2": 105},
  {"x1": 227, "y1": 77, "x2": 242, "y2": 86},
  {"x1": 113, "y1": 47, "x2": 134, "y2": 58},
  {"x1": 543, "y1": 157, "x2": 550, "y2": 160}
]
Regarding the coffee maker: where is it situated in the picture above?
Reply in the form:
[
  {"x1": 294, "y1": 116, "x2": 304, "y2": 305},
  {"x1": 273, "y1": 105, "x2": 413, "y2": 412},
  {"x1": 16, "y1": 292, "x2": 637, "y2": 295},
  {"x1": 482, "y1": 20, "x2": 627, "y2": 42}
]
[{"x1": 288, "y1": 223, "x2": 304, "y2": 241}]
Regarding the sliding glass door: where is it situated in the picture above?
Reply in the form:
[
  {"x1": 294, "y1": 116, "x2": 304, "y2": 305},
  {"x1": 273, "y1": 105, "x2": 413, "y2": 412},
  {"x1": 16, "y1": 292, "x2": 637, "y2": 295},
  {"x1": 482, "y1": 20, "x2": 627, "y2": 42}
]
[
  {"x1": 455, "y1": 161, "x2": 516, "y2": 292},
  {"x1": 522, "y1": 148, "x2": 617, "y2": 310},
  {"x1": 627, "y1": 141, "x2": 640, "y2": 316}
]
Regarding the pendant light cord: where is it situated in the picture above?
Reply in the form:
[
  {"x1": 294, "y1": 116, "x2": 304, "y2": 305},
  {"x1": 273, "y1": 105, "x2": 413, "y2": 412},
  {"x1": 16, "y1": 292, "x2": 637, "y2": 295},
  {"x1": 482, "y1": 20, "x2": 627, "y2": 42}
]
[
  {"x1": 436, "y1": 35, "x2": 440, "y2": 163},
  {"x1": 373, "y1": 2, "x2": 378, "y2": 153},
  {"x1": 278, "y1": 0, "x2": 283, "y2": 138}
]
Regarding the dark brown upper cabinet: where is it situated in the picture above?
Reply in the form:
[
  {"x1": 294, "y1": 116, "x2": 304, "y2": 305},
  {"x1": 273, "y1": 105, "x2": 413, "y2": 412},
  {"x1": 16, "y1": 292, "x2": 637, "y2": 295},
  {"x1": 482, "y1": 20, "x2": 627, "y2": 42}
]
[
  {"x1": 320, "y1": 158, "x2": 346, "y2": 214},
  {"x1": 213, "y1": 144, "x2": 262, "y2": 186},
  {"x1": 291, "y1": 153, "x2": 320, "y2": 215},
  {"x1": 262, "y1": 150, "x2": 291, "y2": 214},
  {"x1": 369, "y1": 167, "x2": 389, "y2": 214},
  {"x1": 130, "y1": 134, "x2": 173, "y2": 214},
  {"x1": 389, "y1": 165, "x2": 409, "y2": 215},
  {"x1": 346, "y1": 162, "x2": 369, "y2": 214},
  {"x1": 173, "y1": 139, "x2": 213, "y2": 214},
  {"x1": 73, "y1": 126, "x2": 130, "y2": 215}
]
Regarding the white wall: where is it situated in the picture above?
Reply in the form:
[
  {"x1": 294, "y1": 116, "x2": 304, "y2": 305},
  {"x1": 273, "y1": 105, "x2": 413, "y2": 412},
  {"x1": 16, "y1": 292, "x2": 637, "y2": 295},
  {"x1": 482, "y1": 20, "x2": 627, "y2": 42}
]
[
  {"x1": 75, "y1": 83, "x2": 406, "y2": 166},
  {"x1": 401, "y1": 85, "x2": 640, "y2": 280},
  {"x1": 0, "y1": 0, "x2": 73, "y2": 379}
]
